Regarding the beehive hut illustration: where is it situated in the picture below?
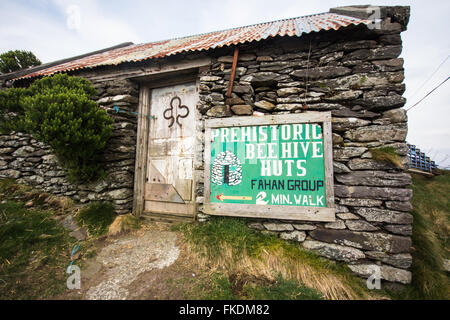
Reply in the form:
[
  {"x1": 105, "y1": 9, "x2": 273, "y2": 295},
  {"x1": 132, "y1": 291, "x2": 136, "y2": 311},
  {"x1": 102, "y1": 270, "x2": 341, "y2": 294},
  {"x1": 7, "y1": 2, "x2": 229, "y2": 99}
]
[{"x1": 211, "y1": 151, "x2": 242, "y2": 186}]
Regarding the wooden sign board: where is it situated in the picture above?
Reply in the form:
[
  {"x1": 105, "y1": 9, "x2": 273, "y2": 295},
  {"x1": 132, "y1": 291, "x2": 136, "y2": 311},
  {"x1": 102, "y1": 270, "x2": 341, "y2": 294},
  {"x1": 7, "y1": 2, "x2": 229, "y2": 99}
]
[{"x1": 203, "y1": 112, "x2": 335, "y2": 222}]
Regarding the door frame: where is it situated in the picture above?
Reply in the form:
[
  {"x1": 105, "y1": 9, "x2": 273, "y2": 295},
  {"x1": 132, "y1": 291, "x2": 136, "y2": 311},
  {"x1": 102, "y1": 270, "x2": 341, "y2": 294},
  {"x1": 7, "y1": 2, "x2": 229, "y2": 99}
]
[{"x1": 132, "y1": 58, "x2": 210, "y2": 217}]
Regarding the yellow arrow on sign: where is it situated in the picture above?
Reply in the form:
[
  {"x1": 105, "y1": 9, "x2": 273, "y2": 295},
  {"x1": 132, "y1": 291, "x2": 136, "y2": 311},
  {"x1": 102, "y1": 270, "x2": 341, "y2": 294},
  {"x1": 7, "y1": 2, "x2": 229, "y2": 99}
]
[{"x1": 216, "y1": 193, "x2": 252, "y2": 202}]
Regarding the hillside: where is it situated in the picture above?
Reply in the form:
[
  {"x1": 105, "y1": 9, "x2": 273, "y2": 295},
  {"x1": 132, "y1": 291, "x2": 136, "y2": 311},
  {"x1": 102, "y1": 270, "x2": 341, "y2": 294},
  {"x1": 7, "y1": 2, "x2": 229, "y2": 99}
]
[
  {"x1": 0, "y1": 171, "x2": 448, "y2": 300},
  {"x1": 395, "y1": 170, "x2": 450, "y2": 299}
]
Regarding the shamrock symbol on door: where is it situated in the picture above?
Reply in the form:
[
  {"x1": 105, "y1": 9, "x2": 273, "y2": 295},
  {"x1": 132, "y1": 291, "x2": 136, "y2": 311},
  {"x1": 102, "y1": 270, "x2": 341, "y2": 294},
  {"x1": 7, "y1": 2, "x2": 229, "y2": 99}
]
[{"x1": 163, "y1": 96, "x2": 190, "y2": 128}]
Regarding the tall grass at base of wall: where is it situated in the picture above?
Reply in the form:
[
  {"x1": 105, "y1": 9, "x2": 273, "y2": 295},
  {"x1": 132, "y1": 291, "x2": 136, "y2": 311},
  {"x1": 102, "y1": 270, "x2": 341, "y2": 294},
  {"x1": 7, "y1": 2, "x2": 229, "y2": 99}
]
[
  {"x1": 174, "y1": 217, "x2": 379, "y2": 300},
  {"x1": 390, "y1": 171, "x2": 450, "y2": 300}
]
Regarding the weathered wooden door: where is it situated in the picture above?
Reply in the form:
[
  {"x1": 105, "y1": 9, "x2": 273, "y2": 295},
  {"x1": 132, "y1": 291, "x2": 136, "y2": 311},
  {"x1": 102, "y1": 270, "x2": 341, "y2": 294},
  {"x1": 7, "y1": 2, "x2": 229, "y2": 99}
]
[{"x1": 144, "y1": 82, "x2": 197, "y2": 218}]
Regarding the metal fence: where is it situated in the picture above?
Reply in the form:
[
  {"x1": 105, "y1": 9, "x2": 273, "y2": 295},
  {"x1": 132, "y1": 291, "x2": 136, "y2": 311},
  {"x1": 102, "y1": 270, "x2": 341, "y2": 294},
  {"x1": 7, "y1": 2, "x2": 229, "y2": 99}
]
[{"x1": 407, "y1": 144, "x2": 437, "y2": 173}]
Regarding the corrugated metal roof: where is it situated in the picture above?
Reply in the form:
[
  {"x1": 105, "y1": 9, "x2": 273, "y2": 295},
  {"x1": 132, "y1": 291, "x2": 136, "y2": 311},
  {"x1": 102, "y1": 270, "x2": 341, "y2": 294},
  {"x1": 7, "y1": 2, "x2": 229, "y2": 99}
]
[{"x1": 15, "y1": 12, "x2": 370, "y2": 80}]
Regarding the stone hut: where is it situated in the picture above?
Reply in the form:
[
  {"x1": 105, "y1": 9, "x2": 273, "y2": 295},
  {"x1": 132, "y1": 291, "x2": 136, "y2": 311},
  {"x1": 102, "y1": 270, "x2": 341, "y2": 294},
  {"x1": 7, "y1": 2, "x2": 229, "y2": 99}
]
[{"x1": 0, "y1": 5, "x2": 413, "y2": 285}]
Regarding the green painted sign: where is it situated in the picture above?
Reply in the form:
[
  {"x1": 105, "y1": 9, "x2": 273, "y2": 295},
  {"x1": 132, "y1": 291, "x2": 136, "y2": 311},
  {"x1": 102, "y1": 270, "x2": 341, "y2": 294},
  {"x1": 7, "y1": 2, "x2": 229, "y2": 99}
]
[{"x1": 210, "y1": 123, "x2": 326, "y2": 207}]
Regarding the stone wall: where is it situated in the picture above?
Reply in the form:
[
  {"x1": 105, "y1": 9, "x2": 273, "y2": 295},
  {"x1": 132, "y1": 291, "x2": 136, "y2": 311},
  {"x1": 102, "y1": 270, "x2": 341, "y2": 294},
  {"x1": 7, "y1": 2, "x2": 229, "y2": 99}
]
[
  {"x1": 0, "y1": 7, "x2": 413, "y2": 285},
  {"x1": 194, "y1": 21, "x2": 413, "y2": 284},
  {"x1": 0, "y1": 79, "x2": 139, "y2": 214}
]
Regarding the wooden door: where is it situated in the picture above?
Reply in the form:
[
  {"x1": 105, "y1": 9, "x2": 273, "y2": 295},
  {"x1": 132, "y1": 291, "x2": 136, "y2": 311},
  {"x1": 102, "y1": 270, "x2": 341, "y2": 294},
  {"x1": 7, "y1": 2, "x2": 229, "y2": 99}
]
[{"x1": 144, "y1": 82, "x2": 197, "y2": 218}]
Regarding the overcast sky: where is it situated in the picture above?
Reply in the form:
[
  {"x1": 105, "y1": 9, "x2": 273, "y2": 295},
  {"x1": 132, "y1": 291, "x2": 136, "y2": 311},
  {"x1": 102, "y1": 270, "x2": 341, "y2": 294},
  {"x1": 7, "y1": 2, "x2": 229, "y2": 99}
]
[{"x1": 1, "y1": 0, "x2": 449, "y2": 167}]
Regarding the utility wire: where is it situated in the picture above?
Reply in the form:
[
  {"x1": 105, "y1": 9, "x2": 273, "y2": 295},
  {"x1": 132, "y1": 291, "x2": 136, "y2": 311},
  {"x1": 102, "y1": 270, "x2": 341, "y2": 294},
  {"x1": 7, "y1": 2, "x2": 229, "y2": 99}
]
[
  {"x1": 406, "y1": 76, "x2": 450, "y2": 112},
  {"x1": 408, "y1": 54, "x2": 450, "y2": 101}
]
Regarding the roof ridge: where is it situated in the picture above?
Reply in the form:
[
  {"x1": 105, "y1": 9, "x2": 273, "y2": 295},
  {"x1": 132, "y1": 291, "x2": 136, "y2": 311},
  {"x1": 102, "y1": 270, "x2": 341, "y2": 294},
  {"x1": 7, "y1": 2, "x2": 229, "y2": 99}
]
[
  {"x1": 0, "y1": 42, "x2": 134, "y2": 82},
  {"x1": 133, "y1": 11, "x2": 331, "y2": 47},
  {"x1": 11, "y1": 11, "x2": 371, "y2": 81}
]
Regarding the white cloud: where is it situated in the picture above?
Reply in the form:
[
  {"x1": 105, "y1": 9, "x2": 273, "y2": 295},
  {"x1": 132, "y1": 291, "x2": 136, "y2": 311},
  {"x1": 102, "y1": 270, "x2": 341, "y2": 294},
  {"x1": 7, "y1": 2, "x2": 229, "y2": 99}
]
[
  {"x1": 50, "y1": 0, "x2": 141, "y2": 52},
  {"x1": 0, "y1": 0, "x2": 141, "y2": 62}
]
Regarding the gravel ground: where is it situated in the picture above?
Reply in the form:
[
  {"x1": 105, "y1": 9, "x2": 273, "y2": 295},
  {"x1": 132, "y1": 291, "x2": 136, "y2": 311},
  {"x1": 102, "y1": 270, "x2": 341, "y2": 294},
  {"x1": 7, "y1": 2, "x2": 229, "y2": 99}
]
[{"x1": 86, "y1": 227, "x2": 180, "y2": 300}]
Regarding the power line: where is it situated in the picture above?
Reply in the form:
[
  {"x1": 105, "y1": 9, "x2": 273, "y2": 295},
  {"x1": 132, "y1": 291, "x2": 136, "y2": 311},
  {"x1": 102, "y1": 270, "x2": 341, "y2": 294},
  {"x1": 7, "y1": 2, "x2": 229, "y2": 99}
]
[
  {"x1": 408, "y1": 54, "x2": 450, "y2": 101},
  {"x1": 440, "y1": 154, "x2": 449, "y2": 164},
  {"x1": 406, "y1": 76, "x2": 450, "y2": 112}
]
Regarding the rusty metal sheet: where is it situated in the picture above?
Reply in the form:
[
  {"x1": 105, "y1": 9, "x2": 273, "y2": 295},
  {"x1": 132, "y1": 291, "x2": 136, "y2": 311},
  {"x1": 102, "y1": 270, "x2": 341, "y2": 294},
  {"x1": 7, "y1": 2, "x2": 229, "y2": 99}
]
[{"x1": 14, "y1": 12, "x2": 371, "y2": 81}]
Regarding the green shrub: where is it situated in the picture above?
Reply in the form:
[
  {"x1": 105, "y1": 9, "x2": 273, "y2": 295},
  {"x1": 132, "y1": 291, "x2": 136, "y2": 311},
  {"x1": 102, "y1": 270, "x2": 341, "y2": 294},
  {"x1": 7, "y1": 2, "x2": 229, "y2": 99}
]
[
  {"x1": 27, "y1": 72, "x2": 97, "y2": 97},
  {"x1": 76, "y1": 201, "x2": 116, "y2": 236},
  {"x1": 0, "y1": 87, "x2": 30, "y2": 133},
  {"x1": 0, "y1": 74, "x2": 112, "y2": 182},
  {"x1": 23, "y1": 74, "x2": 113, "y2": 182},
  {"x1": 0, "y1": 50, "x2": 41, "y2": 74}
]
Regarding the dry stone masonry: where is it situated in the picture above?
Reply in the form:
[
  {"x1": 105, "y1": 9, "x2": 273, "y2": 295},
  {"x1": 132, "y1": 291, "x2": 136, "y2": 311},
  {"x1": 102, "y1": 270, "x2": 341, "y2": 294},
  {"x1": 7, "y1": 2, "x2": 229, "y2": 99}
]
[
  {"x1": 0, "y1": 79, "x2": 139, "y2": 214},
  {"x1": 0, "y1": 6, "x2": 414, "y2": 285},
  {"x1": 194, "y1": 8, "x2": 413, "y2": 285}
]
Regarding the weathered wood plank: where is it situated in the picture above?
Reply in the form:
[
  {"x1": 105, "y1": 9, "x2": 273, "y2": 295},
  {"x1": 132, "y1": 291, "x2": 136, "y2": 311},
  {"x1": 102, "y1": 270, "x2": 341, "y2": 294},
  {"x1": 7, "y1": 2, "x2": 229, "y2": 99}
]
[
  {"x1": 204, "y1": 203, "x2": 335, "y2": 222},
  {"x1": 175, "y1": 179, "x2": 193, "y2": 201},
  {"x1": 145, "y1": 183, "x2": 185, "y2": 203},
  {"x1": 144, "y1": 201, "x2": 195, "y2": 216},
  {"x1": 147, "y1": 163, "x2": 166, "y2": 183},
  {"x1": 142, "y1": 212, "x2": 194, "y2": 223},
  {"x1": 407, "y1": 168, "x2": 434, "y2": 177},
  {"x1": 205, "y1": 111, "x2": 330, "y2": 128},
  {"x1": 132, "y1": 86, "x2": 151, "y2": 216},
  {"x1": 204, "y1": 126, "x2": 212, "y2": 205},
  {"x1": 83, "y1": 57, "x2": 211, "y2": 82},
  {"x1": 323, "y1": 117, "x2": 335, "y2": 209}
]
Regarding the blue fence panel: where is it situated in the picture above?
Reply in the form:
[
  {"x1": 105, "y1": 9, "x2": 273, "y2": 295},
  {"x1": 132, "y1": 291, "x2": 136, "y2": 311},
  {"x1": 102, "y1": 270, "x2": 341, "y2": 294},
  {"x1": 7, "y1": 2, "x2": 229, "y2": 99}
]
[{"x1": 407, "y1": 144, "x2": 435, "y2": 172}]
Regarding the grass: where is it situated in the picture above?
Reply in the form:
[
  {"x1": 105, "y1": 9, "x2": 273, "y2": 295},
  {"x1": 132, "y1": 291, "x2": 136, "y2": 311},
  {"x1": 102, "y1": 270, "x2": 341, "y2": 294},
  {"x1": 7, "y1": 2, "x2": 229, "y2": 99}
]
[
  {"x1": 0, "y1": 179, "x2": 121, "y2": 299},
  {"x1": 196, "y1": 272, "x2": 324, "y2": 300},
  {"x1": 0, "y1": 178, "x2": 48, "y2": 206},
  {"x1": 243, "y1": 273, "x2": 324, "y2": 300},
  {"x1": 203, "y1": 273, "x2": 238, "y2": 300},
  {"x1": 1, "y1": 169, "x2": 448, "y2": 300},
  {"x1": 108, "y1": 214, "x2": 141, "y2": 236},
  {"x1": 390, "y1": 170, "x2": 450, "y2": 300},
  {"x1": 174, "y1": 217, "x2": 378, "y2": 300},
  {"x1": 0, "y1": 200, "x2": 75, "y2": 299},
  {"x1": 0, "y1": 178, "x2": 74, "y2": 212},
  {"x1": 76, "y1": 201, "x2": 116, "y2": 236},
  {"x1": 370, "y1": 146, "x2": 403, "y2": 168}
]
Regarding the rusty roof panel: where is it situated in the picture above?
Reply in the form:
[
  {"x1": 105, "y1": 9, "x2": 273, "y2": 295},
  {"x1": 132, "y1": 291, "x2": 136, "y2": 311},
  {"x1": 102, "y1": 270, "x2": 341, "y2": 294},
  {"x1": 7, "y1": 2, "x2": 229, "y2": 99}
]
[{"x1": 15, "y1": 12, "x2": 370, "y2": 80}]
